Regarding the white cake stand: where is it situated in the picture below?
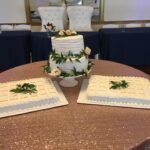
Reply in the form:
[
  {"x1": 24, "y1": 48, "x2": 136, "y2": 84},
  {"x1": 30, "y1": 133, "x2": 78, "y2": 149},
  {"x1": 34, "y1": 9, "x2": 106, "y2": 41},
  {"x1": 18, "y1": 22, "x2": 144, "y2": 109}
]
[
  {"x1": 48, "y1": 69, "x2": 92, "y2": 88},
  {"x1": 59, "y1": 75, "x2": 82, "y2": 87},
  {"x1": 58, "y1": 69, "x2": 92, "y2": 87}
]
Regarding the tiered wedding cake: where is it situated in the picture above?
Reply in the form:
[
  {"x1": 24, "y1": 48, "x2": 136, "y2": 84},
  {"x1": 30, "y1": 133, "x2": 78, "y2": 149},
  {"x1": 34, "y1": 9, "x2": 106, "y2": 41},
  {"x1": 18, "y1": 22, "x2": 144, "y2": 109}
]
[{"x1": 45, "y1": 29, "x2": 92, "y2": 77}]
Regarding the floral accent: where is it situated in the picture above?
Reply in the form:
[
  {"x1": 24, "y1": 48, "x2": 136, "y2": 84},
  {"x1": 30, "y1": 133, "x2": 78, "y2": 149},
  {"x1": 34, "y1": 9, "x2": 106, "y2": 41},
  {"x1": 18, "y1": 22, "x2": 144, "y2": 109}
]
[
  {"x1": 84, "y1": 47, "x2": 91, "y2": 55},
  {"x1": 49, "y1": 68, "x2": 61, "y2": 77},
  {"x1": 65, "y1": 29, "x2": 72, "y2": 36},
  {"x1": 54, "y1": 29, "x2": 77, "y2": 38},
  {"x1": 44, "y1": 22, "x2": 56, "y2": 32},
  {"x1": 58, "y1": 30, "x2": 65, "y2": 36}
]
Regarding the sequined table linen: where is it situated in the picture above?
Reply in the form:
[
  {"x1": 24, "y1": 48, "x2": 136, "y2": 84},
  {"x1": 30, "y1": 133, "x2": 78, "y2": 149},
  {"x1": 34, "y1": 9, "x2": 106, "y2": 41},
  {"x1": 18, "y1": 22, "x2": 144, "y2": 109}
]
[{"x1": 0, "y1": 60, "x2": 150, "y2": 150}]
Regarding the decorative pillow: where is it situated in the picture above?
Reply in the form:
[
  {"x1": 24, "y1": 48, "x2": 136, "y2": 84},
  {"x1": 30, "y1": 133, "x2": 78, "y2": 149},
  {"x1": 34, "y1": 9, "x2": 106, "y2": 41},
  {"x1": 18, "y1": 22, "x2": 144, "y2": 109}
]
[
  {"x1": 1, "y1": 25, "x2": 13, "y2": 31},
  {"x1": 145, "y1": 23, "x2": 150, "y2": 27},
  {"x1": 14, "y1": 25, "x2": 31, "y2": 30},
  {"x1": 67, "y1": 6, "x2": 93, "y2": 31},
  {"x1": 38, "y1": 6, "x2": 65, "y2": 31},
  {"x1": 101, "y1": 24, "x2": 120, "y2": 29},
  {"x1": 125, "y1": 23, "x2": 142, "y2": 28}
]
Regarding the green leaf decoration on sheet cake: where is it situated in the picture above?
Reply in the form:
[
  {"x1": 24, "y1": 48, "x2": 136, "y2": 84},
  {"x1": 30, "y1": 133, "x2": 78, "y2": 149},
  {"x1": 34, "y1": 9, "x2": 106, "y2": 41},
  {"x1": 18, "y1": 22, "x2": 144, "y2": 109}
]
[
  {"x1": 110, "y1": 80, "x2": 129, "y2": 89},
  {"x1": 10, "y1": 83, "x2": 37, "y2": 94}
]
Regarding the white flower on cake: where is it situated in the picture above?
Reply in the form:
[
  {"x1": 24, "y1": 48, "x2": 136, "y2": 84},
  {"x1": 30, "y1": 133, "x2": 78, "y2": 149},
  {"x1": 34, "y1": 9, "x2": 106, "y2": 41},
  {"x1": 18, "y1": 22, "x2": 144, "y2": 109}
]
[
  {"x1": 84, "y1": 47, "x2": 91, "y2": 55},
  {"x1": 49, "y1": 68, "x2": 61, "y2": 77},
  {"x1": 47, "y1": 26, "x2": 52, "y2": 31},
  {"x1": 58, "y1": 30, "x2": 65, "y2": 36},
  {"x1": 65, "y1": 30, "x2": 72, "y2": 36}
]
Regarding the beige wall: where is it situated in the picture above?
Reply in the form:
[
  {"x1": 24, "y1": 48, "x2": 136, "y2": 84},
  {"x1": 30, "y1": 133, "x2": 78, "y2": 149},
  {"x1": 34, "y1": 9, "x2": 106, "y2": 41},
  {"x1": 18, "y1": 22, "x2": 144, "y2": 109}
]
[
  {"x1": 0, "y1": 0, "x2": 26, "y2": 23},
  {"x1": 104, "y1": 0, "x2": 150, "y2": 21}
]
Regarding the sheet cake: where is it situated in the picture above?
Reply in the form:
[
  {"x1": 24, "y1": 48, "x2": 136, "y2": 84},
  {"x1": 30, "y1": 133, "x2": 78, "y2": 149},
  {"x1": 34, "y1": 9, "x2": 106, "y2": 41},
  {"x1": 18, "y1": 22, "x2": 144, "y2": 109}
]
[
  {"x1": 0, "y1": 78, "x2": 68, "y2": 118},
  {"x1": 78, "y1": 75, "x2": 150, "y2": 109}
]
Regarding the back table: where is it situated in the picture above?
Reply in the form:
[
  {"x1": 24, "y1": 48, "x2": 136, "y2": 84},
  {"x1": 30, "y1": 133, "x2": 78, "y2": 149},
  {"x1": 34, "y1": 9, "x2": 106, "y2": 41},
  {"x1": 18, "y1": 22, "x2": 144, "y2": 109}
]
[
  {"x1": 99, "y1": 27, "x2": 150, "y2": 65},
  {"x1": 0, "y1": 60, "x2": 150, "y2": 150},
  {"x1": 0, "y1": 31, "x2": 31, "y2": 71}
]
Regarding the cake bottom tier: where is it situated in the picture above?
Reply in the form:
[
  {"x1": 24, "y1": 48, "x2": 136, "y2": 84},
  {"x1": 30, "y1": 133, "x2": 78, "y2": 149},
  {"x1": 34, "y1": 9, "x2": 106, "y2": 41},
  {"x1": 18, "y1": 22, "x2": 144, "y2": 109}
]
[{"x1": 49, "y1": 56, "x2": 88, "y2": 73}]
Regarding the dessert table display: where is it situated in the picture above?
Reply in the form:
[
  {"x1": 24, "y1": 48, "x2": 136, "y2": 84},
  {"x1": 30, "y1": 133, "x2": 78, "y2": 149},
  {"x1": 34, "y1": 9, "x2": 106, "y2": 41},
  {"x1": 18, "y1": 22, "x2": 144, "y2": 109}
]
[
  {"x1": 0, "y1": 31, "x2": 31, "y2": 71},
  {"x1": 0, "y1": 60, "x2": 150, "y2": 149},
  {"x1": 99, "y1": 27, "x2": 150, "y2": 65}
]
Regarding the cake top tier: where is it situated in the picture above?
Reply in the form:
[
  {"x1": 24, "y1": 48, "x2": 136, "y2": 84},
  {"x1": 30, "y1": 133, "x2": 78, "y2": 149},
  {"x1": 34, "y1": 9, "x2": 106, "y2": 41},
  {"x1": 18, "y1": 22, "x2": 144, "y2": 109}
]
[
  {"x1": 51, "y1": 31, "x2": 84, "y2": 55},
  {"x1": 87, "y1": 75, "x2": 150, "y2": 100}
]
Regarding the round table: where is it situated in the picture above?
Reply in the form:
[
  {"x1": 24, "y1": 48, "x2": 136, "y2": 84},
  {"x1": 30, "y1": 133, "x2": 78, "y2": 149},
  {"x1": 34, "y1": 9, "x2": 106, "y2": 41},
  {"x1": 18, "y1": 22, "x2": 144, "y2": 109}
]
[{"x1": 0, "y1": 60, "x2": 150, "y2": 150}]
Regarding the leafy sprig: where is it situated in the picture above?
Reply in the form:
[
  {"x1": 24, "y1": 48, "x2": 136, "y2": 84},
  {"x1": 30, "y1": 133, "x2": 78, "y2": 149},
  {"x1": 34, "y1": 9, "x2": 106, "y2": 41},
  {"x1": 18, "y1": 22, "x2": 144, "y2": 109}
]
[
  {"x1": 50, "y1": 50, "x2": 86, "y2": 64},
  {"x1": 43, "y1": 64, "x2": 51, "y2": 73},
  {"x1": 60, "y1": 67, "x2": 88, "y2": 78},
  {"x1": 88, "y1": 60, "x2": 94, "y2": 70},
  {"x1": 110, "y1": 80, "x2": 129, "y2": 89},
  {"x1": 10, "y1": 83, "x2": 37, "y2": 94}
]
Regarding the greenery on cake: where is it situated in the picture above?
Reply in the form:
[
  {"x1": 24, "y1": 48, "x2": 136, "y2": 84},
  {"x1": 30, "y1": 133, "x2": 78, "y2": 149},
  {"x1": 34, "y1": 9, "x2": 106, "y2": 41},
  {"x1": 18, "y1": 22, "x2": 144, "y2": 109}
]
[
  {"x1": 10, "y1": 83, "x2": 37, "y2": 94},
  {"x1": 43, "y1": 60, "x2": 94, "y2": 78},
  {"x1": 110, "y1": 80, "x2": 129, "y2": 89},
  {"x1": 50, "y1": 47, "x2": 91, "y2": 64}
]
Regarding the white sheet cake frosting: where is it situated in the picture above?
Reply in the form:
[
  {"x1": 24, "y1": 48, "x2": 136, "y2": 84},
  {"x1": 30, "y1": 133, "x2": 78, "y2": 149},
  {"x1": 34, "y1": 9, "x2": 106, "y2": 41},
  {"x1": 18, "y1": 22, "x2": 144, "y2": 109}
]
[
  {"x1": 87, "y1": 75, "x2": 150, "y2": 105},
  {"x1": 0, "y1": 78, "x2": 67, "y2": 117}
]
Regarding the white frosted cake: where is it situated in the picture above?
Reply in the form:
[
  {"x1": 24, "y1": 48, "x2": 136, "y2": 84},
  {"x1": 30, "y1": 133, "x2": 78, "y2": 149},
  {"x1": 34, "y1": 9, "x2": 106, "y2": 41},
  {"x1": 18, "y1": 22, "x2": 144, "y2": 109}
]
[
  {"x1": 47, "y1": 30, "x2": 92, "y2": 77},
  {"x1": 87, "y1": 75, "x2": 150, "y2": 107},
  {"x1": 51, "y1": 35, "x2": 84, "y2": 55},
  {"x1": 0, "y1": 78, "x2": 68, "y2": 118}
]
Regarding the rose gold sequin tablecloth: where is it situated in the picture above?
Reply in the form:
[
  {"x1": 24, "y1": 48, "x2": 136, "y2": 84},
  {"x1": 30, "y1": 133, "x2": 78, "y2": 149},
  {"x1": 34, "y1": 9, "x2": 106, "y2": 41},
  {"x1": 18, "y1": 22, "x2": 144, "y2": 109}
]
[{"x1": 0, "y1": 60, "x2": 150, "y2": 150}]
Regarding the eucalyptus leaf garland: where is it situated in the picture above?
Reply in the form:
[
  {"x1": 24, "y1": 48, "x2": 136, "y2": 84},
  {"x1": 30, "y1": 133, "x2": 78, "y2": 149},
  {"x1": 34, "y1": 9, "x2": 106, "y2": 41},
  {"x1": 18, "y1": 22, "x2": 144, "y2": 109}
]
[
  {"x1": 43, "y1": 60, "x2": 93, "y2": 78},
  {"x1": 50, "y1": 50, "x2": 86, "y2": 64}
]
